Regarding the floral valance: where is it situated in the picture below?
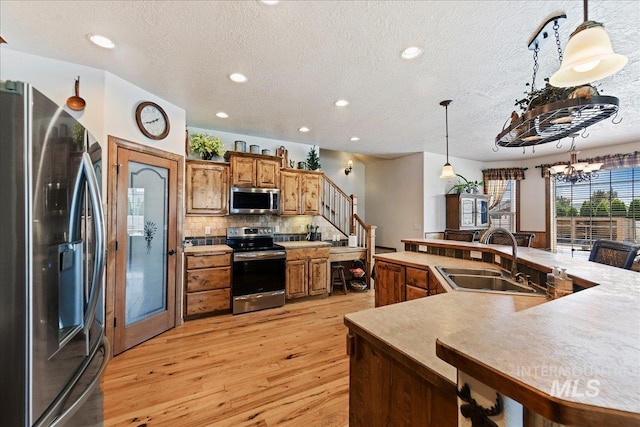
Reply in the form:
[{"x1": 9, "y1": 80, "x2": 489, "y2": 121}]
[
  {"x1": 538, "y1": 151, "x2": 640, "y2": 178},
  {"x1": 482, "y1": 168, "x2": 527, "y2": 181}
]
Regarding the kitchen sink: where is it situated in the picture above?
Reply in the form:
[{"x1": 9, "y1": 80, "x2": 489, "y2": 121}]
[
  {"x1": 435, "y1": 266, "x2": 543, "y2": 296},
  {"x1": 437, "y1": 267, "x2": 503, "y2": 277}
]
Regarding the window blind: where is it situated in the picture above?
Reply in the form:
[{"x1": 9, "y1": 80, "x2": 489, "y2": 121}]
[{"x1": 554, "y1": 167, "x2": 640, "y2": 256}]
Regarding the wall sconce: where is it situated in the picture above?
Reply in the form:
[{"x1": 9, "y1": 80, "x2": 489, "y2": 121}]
[{"x1": 345, "y1": 160, "x2": 353, "y2": 175}]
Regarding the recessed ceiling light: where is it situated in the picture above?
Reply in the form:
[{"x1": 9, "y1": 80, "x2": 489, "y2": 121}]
[
  {"x1": 216, "y1": 112, "x2": 229, "y2": 118},
  {"x1": 298, "y1": 127, "x2": 310, "y2": 133},
  {"x1": 229, "y1": 73, "x2": 247, "y2": 83},
  {"x1": 88, "y1": 34, "x2": 115, "y2": 49},
  {"x1": 350, "y1": 137, "x2": 360, "y2": 142},
  {"x1": 401, "y1": 46, "x2": 423, "y2": 60},
  {"x1": 334, "y1": 99, "x2": 349, "y2": 107},
  {"x1": 260, "y1": 0, "x2": 280, "y2": 4}
]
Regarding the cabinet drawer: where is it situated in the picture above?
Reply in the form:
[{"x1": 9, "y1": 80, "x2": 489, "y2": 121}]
[
  {"x1": 186, "y1": 289, "x2": 231, "y2": 316},
  {"x1": 286, "y1": 247, "x2": 330, "y2": 261},
  {"x1": 186, "y1": 253, "x2": 231, "y2": 270},
  {"x1": 405, "y1": 284, "x2": 428, "y2": 301},
  {"x1": 406, "y1": 267, "x2": 429, "y2": 290},
  {"x1": 186, "y1": 267, "x2": 231, "y2": 292}
]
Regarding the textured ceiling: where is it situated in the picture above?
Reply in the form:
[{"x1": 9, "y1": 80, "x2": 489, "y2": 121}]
[{"x1": 1, "y1": 1, "x2": 638, "y2": 161}]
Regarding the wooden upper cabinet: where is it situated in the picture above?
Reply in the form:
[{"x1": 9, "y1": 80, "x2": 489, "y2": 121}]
[
  {"x1": 256, "y1": 159, "x2": 279, "y2": 188},
  {"x1": 280, "y1": 169, "x2": 322, "y2": 215},
  {"x1": 301, "y1": 173, "x2": 321, "y2": 215},
  {"x1": 230, "y1": 156, "x2": 256, "y2": 187},
  {"x1": 226, "y1": 152, "x2": 280, "y2": 188},
  {"x1": 280, "y1": 171, "x2": 301, "y2": 215},
  {"x1": 186, "y1": 160, "x2": 229, "y2": 215}
]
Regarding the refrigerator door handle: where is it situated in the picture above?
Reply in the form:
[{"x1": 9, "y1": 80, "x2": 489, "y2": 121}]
[
  {"x1": 81, "y1": 152, "x2": 106, "y2": 333},
  {"x1": 35, "y1": 336, "x2": 111, "y2": 427}
]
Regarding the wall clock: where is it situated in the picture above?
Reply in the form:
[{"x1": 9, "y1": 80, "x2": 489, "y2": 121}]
[{"x1": 135, "y1": 101, "x2": 170, "y2": 140}]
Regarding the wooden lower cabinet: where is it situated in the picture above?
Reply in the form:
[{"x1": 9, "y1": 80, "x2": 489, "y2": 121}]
[
  {"x1": 285, "y1": 247, "x2": 330, "y2": 299},
  {"x1": 184, "y1": 252, "x2": 232, "y2": 318},
  {"x1": 348, "y1": 331, "x2": 457, "y2": 426},
  {"x1": 375, "y1": 261, "x2": 445, "y2": 307},
  {"x1": 374, "y1": 260, "x2": 405, "y2": 307}
]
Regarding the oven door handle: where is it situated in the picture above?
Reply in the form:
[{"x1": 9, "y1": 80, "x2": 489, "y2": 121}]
[{"x1": 234, "y1": 251, "x2": 286, "y2": 261}]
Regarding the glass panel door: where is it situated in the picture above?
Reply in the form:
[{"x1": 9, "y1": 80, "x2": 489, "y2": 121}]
[
  {"x1": 114, "y1": 147, "x2": 177, "y2": 355},
  {"x1": 125, "y1": 162, "x2": 168, "y2": 325}
]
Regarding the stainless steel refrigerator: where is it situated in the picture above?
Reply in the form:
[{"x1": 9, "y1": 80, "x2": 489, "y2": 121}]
[{"x1": 0, "y1": 81, "x2": 108, "y2": 426}]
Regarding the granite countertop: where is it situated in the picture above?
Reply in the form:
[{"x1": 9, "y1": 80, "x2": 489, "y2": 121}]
[
  {"x1": 278, "y1": 241, "x2": 331, "y2": 249},
  {"x1": 183, "y1": 244, "x2": 232, "y2": 254},
  {"x1": 349, "y1": 242, "x2": 640, "y2": 424}
]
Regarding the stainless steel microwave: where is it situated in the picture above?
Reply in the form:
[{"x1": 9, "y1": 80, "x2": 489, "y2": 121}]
[{"x1": 230, "y1": 186, "x2": 280, "y2": 215}]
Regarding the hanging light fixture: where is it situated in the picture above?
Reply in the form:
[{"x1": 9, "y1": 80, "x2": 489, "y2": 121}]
[
  {"x1": 548, "y1": 134, "x2": 604, "y2": 184},
  {"x1": 550, "y1": 0, "x2": 628, "y2": 88},
  {"x1": 495, "y1": 13, "x2": 619, "y2": 149},
  {"x1": 439, "y1": 100, "x2": 456, "y2": 179}
]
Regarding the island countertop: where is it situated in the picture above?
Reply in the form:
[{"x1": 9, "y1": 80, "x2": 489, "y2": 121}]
[
  {"x1": 346, "y1": 241, "x2": 640, "y2": 426},
  {"x1": 344, "y1": 253, "x2": 545, "y2": 386}
]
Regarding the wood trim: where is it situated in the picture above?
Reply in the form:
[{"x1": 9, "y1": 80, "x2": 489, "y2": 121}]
[
  {"x1": 106, "y1": 135, "x2": 184, "y2": 357},
  {"x1": 544, "y1": 176, "x2": 552, "y2": 249},
  {"x1": 436, "y1": 339, "x2": 639, "y2": 426},
  {"x1": 516, "y1": 180, "x2": 521, "y2": 232}
]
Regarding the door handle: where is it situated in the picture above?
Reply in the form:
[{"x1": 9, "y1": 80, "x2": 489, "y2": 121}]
[{"x1": 168, "y1": 249, "x2": 176, "y2": 255}]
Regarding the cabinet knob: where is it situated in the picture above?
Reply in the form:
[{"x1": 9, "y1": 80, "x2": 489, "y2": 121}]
[{"x1": 168, "y1": 249, "x2": 176, "y2": 255}]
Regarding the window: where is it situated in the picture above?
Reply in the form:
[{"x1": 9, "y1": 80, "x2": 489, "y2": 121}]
[
  {"x1": 552, "y1": 167, "x2": 640, "y2": 258},
  {"x1": 489, "y1": 180, "x2": 516, "y2": 232}
]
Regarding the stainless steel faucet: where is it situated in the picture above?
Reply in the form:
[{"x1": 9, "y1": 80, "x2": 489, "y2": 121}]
[{"x1": 480, "y1": 227, "x2": 518, "y2": 279}]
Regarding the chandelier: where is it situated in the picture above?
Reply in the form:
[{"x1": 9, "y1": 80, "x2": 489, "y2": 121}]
[
  {"x1": 495, "y1": 12, "x2": 619, "y2": 149},
  {"x1": 549, "y1": 135, "x2": 603, "y2": 184}
]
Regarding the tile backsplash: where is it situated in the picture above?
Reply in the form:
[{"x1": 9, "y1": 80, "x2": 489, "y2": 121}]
[{"x1": 184, "y1": 214, "x2": 345, "y2": 246}]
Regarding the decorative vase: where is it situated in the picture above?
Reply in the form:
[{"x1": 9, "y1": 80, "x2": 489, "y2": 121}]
[{"x1": 201, "y1": 152, "x2": 213, "y2": 160}]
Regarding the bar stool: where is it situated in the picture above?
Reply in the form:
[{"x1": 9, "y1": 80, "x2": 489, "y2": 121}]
[{"x1": 330, "y1": 263, "x2": 348, "y2": 295}]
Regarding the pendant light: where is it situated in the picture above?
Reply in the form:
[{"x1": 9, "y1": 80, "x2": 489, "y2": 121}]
[
  {"x1": 439, "y1": 100, "x2": 456, "y2": 179},
  {"x1": 550, "y1": 0, "x2": 627, "y2": 87}
]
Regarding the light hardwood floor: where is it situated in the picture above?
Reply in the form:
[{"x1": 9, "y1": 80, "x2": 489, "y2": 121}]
[{"x1": 101, "y1": 291, "x2": 374, "y2": 427}]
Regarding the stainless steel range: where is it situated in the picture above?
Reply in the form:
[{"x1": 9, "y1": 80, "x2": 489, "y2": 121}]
[{"x1": 227, "y1": 227, "x2": 286, "y2": 314}]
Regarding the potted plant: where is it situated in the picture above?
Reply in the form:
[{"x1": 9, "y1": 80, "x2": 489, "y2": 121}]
[
  {"x1": 190, "y1": 133, "x2": 225, "y2": 160},
  {"x1": 448, "y1": 174, "x2": 483, "y2": 194},
  {"x1": 305, "y1": 145, "x2": 321, "y2": 170}
]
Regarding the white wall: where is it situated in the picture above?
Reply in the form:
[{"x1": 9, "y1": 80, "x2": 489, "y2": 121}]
[
  {"x1": 425, "y1": 153, "x2": 485, "y2": 233},
  {"x1": 0, "y1": 48, "x2": 187, "y2": 184},
  {"x1": 366, "y1": 153, "x2": 423, "y2": 250},
  {"x1": 186, "y1": 126, "x2": 313, "y2": 166},
  {"x1": 319, "y1": 149, "x2": 366, "y2": 221}
]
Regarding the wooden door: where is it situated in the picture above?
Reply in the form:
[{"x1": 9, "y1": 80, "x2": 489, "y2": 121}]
[
  {"x1": 280, "y1": 171, "x2": 300, "y2": 215},
  {"x1": 185, "y1": 160, "x2": 228, "y2": 215},
  {"x1": 301, "y1": 173, "x2": 321, "y2": 215},
  {"x1": 286, "y1": 259, "x2": 307, "y2": 299},
  {"x1": 308, "y1": 257, "x2": 328, "y2": 296},
  {"x1": 256, "y1": 159, "x2": 279, "y2": 188},
  {"x1": 231, "y1": 157, "x2": 256, "y2": 187},
  {"x1": 113, "y1": 145, "x2": 178, "y2": 355},
  {"x1": 374, "y1": 261, "x2": 405, "y2": 307}
]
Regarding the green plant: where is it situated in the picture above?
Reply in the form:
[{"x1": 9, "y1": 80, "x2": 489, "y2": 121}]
[
  {"x1": 579, "y1": 200, "x2": 594, "y2": 217},
  {"x1": 190, "y1": 133, "x2": 224, "y2": 159},
  {"x1": 594, "y1": 199, "x2": 610, "y2": 217},
  {"x1": 513, "y1": 78, "x2": 599, "y2": 114},
  {"x1": 306, "y1": 145, "x2": 321, "y2": 170},
  {"x1": 628, "y1": 199, "x2": 640, "y2": 220},
  {"x1": 610, "y1": 199, "x2": 627, "y2": 218},
  {"x1": 447, "y1": 174, "x2": 483, "y2": 194}
]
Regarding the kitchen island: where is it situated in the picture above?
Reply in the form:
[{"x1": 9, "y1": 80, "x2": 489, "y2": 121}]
[{"x1": 344, "y1": 241, "x2": 640, "y2": 426}]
